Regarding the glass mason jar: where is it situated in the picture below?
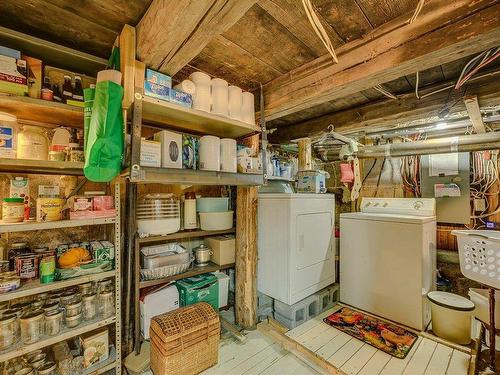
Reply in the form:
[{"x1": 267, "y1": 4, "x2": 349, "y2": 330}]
[
  {"x1": 0, "y1": 314, "x2": 19, "y2": 350},
  {"x1": 98, "y1": 291, "x2": 115, "y2": 318},
  {"x1": 44, "y1": 310, "x2": 63, "y2": 336},
  {"x1": 81, "y1": 293, "x2": 97, "y2": 320},
  {"x1": 19, "y1": 310, "x2": 44, "y2": 344}
]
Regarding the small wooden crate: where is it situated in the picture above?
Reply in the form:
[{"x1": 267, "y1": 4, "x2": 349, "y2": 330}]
[{"x1": 150, "y1": 302, "x2": 220, "y2": 375}]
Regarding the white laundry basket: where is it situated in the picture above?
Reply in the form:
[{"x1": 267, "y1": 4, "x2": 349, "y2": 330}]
[{"x1": 452, "y1": 230, "x2": 500, "y2": 289}]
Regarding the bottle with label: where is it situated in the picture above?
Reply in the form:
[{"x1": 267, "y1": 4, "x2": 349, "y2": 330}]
[
  {"x1": 52, "y1": 84, "x2": 62, "y2": 103},
  {"x1": 41, "y1": 77, "x2": 53, "y2": 101},
  {"x1": 73, "y1": 76, "x2": 84, "y2": 102},
  {"x1": 62, "y1": 75, "x2": 73, "y2": 103}
]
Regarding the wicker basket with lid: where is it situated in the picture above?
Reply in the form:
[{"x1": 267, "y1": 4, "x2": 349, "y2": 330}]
[{"x1": 150, "y1": 302, "x2": 220, "y2": 375}]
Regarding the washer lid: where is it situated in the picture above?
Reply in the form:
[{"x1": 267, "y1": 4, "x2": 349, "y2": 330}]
[{"x1": 427, "y1": 291, "x2": 475, "y2": 311}]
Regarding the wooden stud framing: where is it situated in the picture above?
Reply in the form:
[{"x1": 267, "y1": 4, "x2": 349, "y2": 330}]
[
  {"x1": 136, "y1": 0, "x2": 257, "y2": 76},
  {"x1": 261, "y1": 0, "x2": 500, "y2": 121},
  {"x1": 119, "y1": 24, "x2": 136, "y2": 110},
  {"x1": 464, "y1": 96, "x2": 486, "y2": 134},
  {"x1": 297, "y1": 137, "x2": 313, "y2": 171},
  {"x1": 235, "y1": 186, "x2": 258, "y2": 329}
]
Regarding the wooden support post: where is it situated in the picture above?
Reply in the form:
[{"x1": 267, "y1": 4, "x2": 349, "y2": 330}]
[
  {"x1": 464, "y1": 95, "x2": 486, "y2": 134},
  {"x1": 120, "y1": 24, "x2": 136, "y2": 110},
  {"x1": 297, "y1": 137, "x2": 312, "y2": 171},
  {"x1": 235, "y1": 186, "x2": 258, "y2": 329}
]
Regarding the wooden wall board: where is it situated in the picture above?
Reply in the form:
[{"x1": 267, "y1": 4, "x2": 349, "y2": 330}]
[
  {"x1": 405, "y1": 65, "x2": 446, "y2": 89},
  {"x1": 314, "y1": 0, "x2": 373, "y2": 42},
  {"x1": 354, "y1": 0, "x2": 416, "y2": 28},
  {"x1": 0, "y1": 0, "x2": 148, "y2": 58},
  {"x1": 223, "y1": 5, "x2": 317, "y2": 74}
]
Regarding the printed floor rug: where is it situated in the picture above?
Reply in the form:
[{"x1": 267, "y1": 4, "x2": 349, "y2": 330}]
[{"x1": 323, "y1": 307, "x2": 418, "y2": 359}]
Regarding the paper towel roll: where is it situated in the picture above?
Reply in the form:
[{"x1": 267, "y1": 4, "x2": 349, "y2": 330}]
[
  {"x1": 211, "y1": 78, "x2": 229, "y2": 117},
  {"x1": 242, "y1": 92, "x2": 255, "y2": 125},
  {"x1": 173, "y1": 79, "x2": 196, "y2": 95},
  {"x1": 228, "y1": 85, "x2": 242, "y2": 121},
  {"x1": 189, "y1": 72, "x2": 211, "y2": 112},
  {"x1": 220, "y1": 138, "x2": 237, "y2": 173},
  {"x1": 199, "y1": 135, "x2": 220, "y2": 171}
]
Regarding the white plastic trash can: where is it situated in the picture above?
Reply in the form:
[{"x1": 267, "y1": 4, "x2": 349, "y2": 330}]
[{"x1": 427, "y1": 291, "x2": 475, "y2": 345}]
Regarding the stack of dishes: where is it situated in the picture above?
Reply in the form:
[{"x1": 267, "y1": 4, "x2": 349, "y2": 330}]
[{"x1": 137, "y1": 194, "x2": 180, "y2": 236}]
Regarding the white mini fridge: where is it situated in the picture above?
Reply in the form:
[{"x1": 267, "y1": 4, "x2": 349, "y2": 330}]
[{"x1": 258, "y1": 193, "x2": 335, "y2": 305}]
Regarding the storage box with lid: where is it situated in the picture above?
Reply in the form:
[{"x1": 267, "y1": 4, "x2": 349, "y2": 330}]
[
  {"x1": 150, "y1": 302, "x2": 220, "y2": 375},
  {"x1": 140, "y1": 284, "x2": 179, "y2": 339},
  {"x1": 205, "y1": 236, "x2": 235, "y2": 266},
  {"x1": 176, "y1": 273, "x2": 218, "y2": 310}
]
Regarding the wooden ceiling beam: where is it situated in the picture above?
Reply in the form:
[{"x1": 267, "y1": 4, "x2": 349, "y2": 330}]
[
  {"x1": 136, "y1": 0, "x2": 257, "y2": 76},
  {"x1": 262, "y1": 0, "x2": 500, "y2": 121},
  {"x1": 269, "y1": 71, "x2": 500, "y2": 143}
]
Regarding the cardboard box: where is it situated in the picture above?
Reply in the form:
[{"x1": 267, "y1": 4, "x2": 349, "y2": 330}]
[
  {"x1": 146, "y1": 68, "x2": 172, "y2": 88},
  {"x1": 169, "y1": 88, "x2": 192, "y2": 108},
  {"x1": 144, "y1": 81, "x2": 169, "y2": 101},
  {"x1": 140, "y1": 138, "x2": 161, "y2": 167},
  {"x1": 153, "y1": 130, "x2": 182, "y2": 169},
  {"x1": 0, "y1": 55, "x2": 27, "y2": 85},
  {"x1": 23, "y1": 55, "x2": 42, "y2": 99},
  {"x1": 80, "y1": 328, "x2": 109, "y2": 368},
  {"x1": 176, "y1": 274, "x2": 219, "y2": 310},
  {"x1": 205, "y1": 235, "x2": 235, "y2": 266},
  {"x1": 0, "y1": 45, "x2": 21, "y2": 59},
  {"x1": 182, "y1": 134, "x2": 198, "y2": 169}
]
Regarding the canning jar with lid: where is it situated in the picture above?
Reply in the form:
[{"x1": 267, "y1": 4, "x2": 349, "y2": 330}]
[
  {"x1": 20, "y1": 309, "x2": 44, "y2": 344},
  {"x1": 82, "y1": 293, "x2": 97, "y2": 320},
  {"x1": 37, "y1": 361, "x2": 57, "y2": 375},
  {"x1": 0, "y1": 314, "x2": 19, "y2": 349},
  {"x1": 64, "y1": 300, "x2": 82, "y2": 317},
  {"x1": 44, "y1": 310, "x2": 62, "y2": 336},
  {"x1": 98, "y1": 290, "x2": 115, "y2": 318},
  {"x1": 97, "y1": 279, "x2": 113, "y2": 294},
  {"x1": 78, "y1": 282, "x2": 93, "y2": 295},
  {"x1": 60, "y1": 291, "x2": 76, "y2": 306},
  {"x1": 64, "y1": 312, "x2": 82, "y2": 328},
  {"x1": 42, "y1": 301, "x2": 59, "y2": 314},
  {"x1": 2, "y1": 198, "x2": 24, "y2": 223}
]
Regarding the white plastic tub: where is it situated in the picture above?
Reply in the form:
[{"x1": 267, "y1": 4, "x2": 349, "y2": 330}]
[
  {"x1": 469, "y1": 288, "x2": 500, "y2": 329},
  {"x1": 199, "y1": 211, "x2": 233, "y2": 230},
  {"x1": 428, "y1": 291, "x2": 475, "y2": 345}
]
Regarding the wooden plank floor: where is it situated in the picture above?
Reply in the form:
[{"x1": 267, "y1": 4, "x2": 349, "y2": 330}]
[
  {"x1": 201, "y1": 330, "x2": 321, "y2": 375},
  {"x1": 284, "y1": 306, "x2": 471, "y2": 375}
]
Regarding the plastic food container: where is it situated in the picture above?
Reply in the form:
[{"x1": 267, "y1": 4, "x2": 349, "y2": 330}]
[
  {"x1": 196, "y1": 197, "x2": 229, "y2": 212},
  {"x1": 468, "y1": 288, "x2": 500, "y2": 328},
  {"x1": 0, "y1": 314, "x2": 19, "y2": 349},
  {"x1": 20, "y1": 310, "x2": 45, "y2": 344},
  {"x1": 36, "y1": 197, "x2": 64, "y2": 222},
  {"x1": 2, "y1": 197, "x2": 24, "y2": 223},
  {"x1": 44, "y1": 310, "x2": 63, "y2": 336},
  {"x1": 17, "y1": 125, "x2": 48, "y2": 160},
  {"x1": 199, "y1": 211, "x2": 234, "y2": 231},
  {"x1": 137, "y1": 194, "x2": 180, "y2": 235},
  {"x1": 427, "y1": 291, "x2": 475, "y2": 345}
]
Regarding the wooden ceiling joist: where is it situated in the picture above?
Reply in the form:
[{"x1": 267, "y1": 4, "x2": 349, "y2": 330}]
[
  {"x1": 269, "y1": 72, "x2": 500, "y2": 142},
  {"x1": 262, "y1": 0, "x2": 500, "y2": 121},
  {"x1": 136, "y1": 0, "x2": 257, "y2": 76}
]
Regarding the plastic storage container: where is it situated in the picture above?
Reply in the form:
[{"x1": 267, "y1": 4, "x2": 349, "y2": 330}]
[
  {"x1": 0, "y1": 112, "x2": 18, "y2": 158},
  {"x1": 199, "y1": 211, "x2": 233, "y2": 231},
  {"x1": 136, "y1": 194, "x2": 180, "y2": 236},
  {"x1": 468, "y1": 288, "x2": 500, "y2": 328},
  {"x1": 196, "y1": 197, "x2": 229, "y2": 212},
  {"x1": 17, "y1": 125, "x2": 48, "y2": 160},
  {"x1": 427, "y1": 291, "x2": 475, "y2": 345}
]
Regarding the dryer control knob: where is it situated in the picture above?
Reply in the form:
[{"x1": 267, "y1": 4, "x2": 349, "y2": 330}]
[{"x1": 413, "y1": 201, "x2": 424, "y2": 210}]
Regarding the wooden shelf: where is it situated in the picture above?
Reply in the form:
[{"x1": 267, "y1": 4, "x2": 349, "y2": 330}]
[
  {"x1": 267, "y1": 175, "x2": 296, "y2": 182},
  {"x1": 0, "y1": 158, "x2": 84, "y2": 176},
  {"x1": 0, "y1": 270, "x2": 115, "y2": 303},
  {"x1": 0, "y1": 316, "x2": 116, "y2": 362},
  {"x1": 142, "y1": 96, "x2": 260, "y2": 138},
  {"x1": 138, "y1": 228, "x2": 235, "y2": 244},
  {"x1": 0, "y1": 94, "x2": 83, "y2": 128},
  {"x1": 0, "y1": 217, "x2": 116, "y2": 233},
  {"x1": 139, "y1": 262, "x2": 234, "y2": 289},
  {"x1": 123, "y1": 166, "x2": 263, "y2": 186}
]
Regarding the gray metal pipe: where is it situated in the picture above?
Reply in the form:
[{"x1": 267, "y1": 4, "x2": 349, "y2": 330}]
[{"x1": 318, "y1": 132, "x2": 500, "y2": 161}]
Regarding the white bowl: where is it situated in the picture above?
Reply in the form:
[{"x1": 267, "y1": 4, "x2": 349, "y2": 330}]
[{"x1": 199, "y1": 211, "x2": 233, "y2": 231}]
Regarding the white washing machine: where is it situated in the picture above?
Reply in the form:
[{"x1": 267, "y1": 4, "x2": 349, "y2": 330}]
[
  {"x1": 258, "y1": 193, "x2": 335, "y2": 305},
  {"x1": 340, "y1": 197, "x2": 436, "y2": 331}
]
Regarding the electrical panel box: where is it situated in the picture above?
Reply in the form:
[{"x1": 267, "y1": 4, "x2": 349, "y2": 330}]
[{"x1": 420, "y1": 152, "x2": 470, "y2": 224}]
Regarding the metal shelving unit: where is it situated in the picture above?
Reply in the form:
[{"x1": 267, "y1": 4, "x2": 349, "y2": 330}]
[{"x1": 0, "y1": 162, "x2": 122, "y2": 373}]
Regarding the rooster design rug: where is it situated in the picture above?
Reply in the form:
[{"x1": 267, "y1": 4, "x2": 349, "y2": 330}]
[{"x1": 323, "y1": 307, "x2": 418, "y2": 358}]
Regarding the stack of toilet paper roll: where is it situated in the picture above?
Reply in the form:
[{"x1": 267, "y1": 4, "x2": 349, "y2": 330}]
[
  {"x1": 199, "y1": 136, "x2": 237, "y2": 173},
  {"x1": 174, "y1": 72, "x2": 256, "y2": 126}
]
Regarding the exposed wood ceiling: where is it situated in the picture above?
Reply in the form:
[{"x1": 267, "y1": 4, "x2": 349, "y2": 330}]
[{"x1": 0, "y1": 0, "x2": 498, "y2": 139}]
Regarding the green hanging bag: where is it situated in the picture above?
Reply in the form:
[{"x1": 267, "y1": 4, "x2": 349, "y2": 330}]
[{"x1": 84, "y1": 48, "x2": 124, "y2": 182}]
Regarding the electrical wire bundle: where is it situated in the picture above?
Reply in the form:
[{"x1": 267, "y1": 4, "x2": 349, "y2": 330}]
[
  {"x1": 468, "y1": 151, "x2": 500, "y2": 229},
  {"x1": 455, "y1": 47, "x2": 500, "y2": 90},
  {"x1": 400, "y1": 135, "x2": 425, "y2": 197}
]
